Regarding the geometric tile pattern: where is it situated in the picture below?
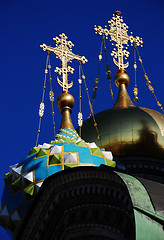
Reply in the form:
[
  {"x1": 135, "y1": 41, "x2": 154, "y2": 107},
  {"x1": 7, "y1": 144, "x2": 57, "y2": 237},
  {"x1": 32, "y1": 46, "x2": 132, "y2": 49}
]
[{"x1": 0, "y1": 128, "x2": 115, "y2": 239}]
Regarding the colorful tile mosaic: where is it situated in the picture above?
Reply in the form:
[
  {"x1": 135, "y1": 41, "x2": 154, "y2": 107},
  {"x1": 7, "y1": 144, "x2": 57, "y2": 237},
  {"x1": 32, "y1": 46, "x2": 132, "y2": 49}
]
[{"x1": 0, "y1": 128, "x2": 116, "y2": 239}]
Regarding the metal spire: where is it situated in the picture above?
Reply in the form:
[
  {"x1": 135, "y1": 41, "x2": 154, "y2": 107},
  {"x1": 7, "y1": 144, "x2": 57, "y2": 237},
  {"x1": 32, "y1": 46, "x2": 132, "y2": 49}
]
[
  {"x1": 94, "y1": 11, "x2": 143, "y2": 70},
  {"x1": 40, "y1": 33, "x2": 88, "y2": 91}
]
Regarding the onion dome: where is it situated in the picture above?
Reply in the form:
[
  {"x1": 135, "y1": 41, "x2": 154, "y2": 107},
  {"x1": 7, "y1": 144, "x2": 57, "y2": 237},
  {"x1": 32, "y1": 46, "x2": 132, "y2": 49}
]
[
  {"x1": 82, "y1": 11, "x2": 164, "y2": 183},
  {"x1": 82, "y1": 70, "x2": 164, "y2": 183},
  {"x1": 0, "y1": 91, "x2": 115, "y2": 239}
]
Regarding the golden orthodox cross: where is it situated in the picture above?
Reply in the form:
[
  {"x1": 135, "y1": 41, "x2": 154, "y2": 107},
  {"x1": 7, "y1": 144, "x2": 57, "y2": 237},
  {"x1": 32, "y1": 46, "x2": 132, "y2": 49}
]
[
  {"x1": 40, "y1": 33, "x2": 88, "y2": 91},
  {"x1": 95, "y1": 11, "x2": 143, "y2": 69}
]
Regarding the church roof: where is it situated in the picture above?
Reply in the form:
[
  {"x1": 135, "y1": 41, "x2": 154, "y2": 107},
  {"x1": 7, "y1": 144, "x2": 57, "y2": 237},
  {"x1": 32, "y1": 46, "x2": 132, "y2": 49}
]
[{"x1": 0, "y1": 127, "x2": 115, "y2": 239}]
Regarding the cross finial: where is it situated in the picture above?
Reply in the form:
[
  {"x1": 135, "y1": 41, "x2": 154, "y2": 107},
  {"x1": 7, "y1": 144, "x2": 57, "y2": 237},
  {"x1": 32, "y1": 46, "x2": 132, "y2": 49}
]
[
  {"x1": 94, "y1": 11, "x2": 143, "y2": 70},
  {"x1": 40, "y1": 33, "x2": 88, "y2": 91}
]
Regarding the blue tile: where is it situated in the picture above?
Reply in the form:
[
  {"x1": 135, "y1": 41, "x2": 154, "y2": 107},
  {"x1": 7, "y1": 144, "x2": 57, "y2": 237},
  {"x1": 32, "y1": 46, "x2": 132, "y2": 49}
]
[
  {"x1": 34, "y1": 167, "x2": 47, "y2": 182},
  {"x1": 22, "y1": 160, "x2": 34, "y2": 173},
  {"x1": 1, "y1": 186, "x2": 12, "y2": 209},
  {"x1": 47, "y1": 165, "x2": 62, "y2": 176},
  {"x1": 76, "y1": 147, "x2": 91, "y2": 154},
  {"x1": 54, "y1": 142, "x2": 64, "y2": 146},
  {"x1": 78, "y1": 152, "x2": 93, "y2": 163},
  {"x1": 92, "y1": 156, "x2": 105, "y2": 166},
  {"x1": 18, "y1": 153, "x2": 37, "y2": 167},
  {"x1": 22, "y1": 155, "x2": 47, "y2": 175},
  {"x1": 63, "y1": 143, "x2": 75, "y2": 152},
  {"x1": 1, "y1": 191, "x2": 5, "y2": 209},
  {"x1": 7, "y1": 191, "x2": 24, "y2": 214},
  {"x1": 33, "y1": 156, "x2": 47, "y2": 168},
  {"x1": 64, "y1": 144, "x2": 91, "y2": 155},
  {"x1": 6, "y1": 228, "x2": 13, "y2": 240}
]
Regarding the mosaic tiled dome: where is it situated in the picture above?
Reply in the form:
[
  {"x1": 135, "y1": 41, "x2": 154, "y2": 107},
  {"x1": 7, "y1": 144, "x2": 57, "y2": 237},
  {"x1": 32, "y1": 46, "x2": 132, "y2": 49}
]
[{"x1": 0, "y1": 128, "x2": 116, "y2": 239}]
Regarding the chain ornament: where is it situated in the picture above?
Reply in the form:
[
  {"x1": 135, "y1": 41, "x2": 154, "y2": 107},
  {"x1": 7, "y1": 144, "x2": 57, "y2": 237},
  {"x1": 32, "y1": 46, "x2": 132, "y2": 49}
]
[
  {"x1": 95, "y1": 11, "x2": 143, "y2": 70},
  {"x1": 39, "y1": 102, "x2": 45, "y2": 117},
  {"x1": 78, "y1": 112, "x2": 83, "y2": 127},
  {"x1": 133, "y1": 87, "x2": 138, "y2": 101},
  {"x1": 49, "y1": 90, "x2": 54, "y2": 102},
  {"x1": 78, "y1": 78, "x2": 82, "y2": 84},
  {"x1": 135, "y1": 46, "x2": 164, "y2": 112},
  {"x1": 40, "y1": 33, "x2": 88, "y2": 91}
]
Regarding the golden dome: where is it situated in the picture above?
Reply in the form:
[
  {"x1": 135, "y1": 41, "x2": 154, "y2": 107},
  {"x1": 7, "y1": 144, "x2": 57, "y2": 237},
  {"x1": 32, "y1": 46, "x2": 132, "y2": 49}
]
[
  {"x1": 82, "y1": 70, "x2": 164, "y2": 160},
  {"x1": 82, "y1": 106, "x2": 164, "y2": 159}
]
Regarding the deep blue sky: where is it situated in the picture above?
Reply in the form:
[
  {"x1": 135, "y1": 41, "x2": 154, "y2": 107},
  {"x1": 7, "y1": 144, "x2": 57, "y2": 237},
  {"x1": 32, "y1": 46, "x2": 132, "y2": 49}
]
[{"x1": 0, "y1": 0, "x2": 164, "y2": 239}]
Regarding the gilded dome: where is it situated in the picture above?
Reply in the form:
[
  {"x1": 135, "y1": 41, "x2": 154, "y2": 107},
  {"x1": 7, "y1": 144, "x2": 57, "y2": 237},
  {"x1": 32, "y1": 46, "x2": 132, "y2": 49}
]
[
  {"x1": 81, "y1": 106, "x2": 164, "y2": 159},
  {"x1": 81, "y1": 70, "x2": 164, "y2": 161}
]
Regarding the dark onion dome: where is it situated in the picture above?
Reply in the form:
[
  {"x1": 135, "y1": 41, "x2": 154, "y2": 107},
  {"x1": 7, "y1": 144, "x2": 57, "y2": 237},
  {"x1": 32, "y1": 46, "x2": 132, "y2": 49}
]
[{"x1": 81, "y1": 70, "x2": 164, "y2": 183}]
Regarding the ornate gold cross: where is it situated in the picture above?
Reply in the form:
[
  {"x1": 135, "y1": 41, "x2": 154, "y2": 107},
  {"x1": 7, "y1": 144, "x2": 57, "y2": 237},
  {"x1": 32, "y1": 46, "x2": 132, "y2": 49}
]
[
  {"x1": 95, "y1": 11, "x2": 143, "y2": 69},
  {"x1": 40, "y1": 33, "x2": 88, "y2": 91}
]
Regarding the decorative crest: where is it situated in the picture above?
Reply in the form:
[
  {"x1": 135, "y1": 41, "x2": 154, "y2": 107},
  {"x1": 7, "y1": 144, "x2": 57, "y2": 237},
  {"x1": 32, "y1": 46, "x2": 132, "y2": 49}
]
[
  {"x1": 94, "y1": 11, "x2": 143, "y2": 69},
  {"x1": 40, "y1": 33, "x2": 88, "y2": 91}
]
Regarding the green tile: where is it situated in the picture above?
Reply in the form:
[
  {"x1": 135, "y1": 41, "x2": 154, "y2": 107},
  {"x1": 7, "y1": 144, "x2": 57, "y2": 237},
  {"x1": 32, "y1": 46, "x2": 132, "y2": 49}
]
[
  {"x1": 49, "y1": 154, "x2": 62, "y2": 165},
  {"x1": 56, "y1": 140, "x2": 64, "y2": 143},
  {"x1": 4, "y1": 173, "x2": 12, "y2": 188},
  {"x1": 12, "y1": 177, "x2": 21, "y2": 194},
  {"x1": 64, "y1": 164, "x2": 78, "y2": 170},
  {"x1": 76, "y1": 140, "x2": 87, "y2": 147},
  {"x1": 24, "y1": 185, "x2": 35, "y2": 196},
  {"x1": 23, "y1": 191, "x2": 34, "y2": 203},
  {"x1": 90, "y1": 148, "x2": 104, "y2": 157},
  {"x1": 36, "y1": 149, "x2": 49, "y2": 158},
  {"x1": 65, "y1": 138, "x2": 75, "y2": 143},
  {"x1": 28, "y1": 147, "x2": 40, "y2": 156},
  {"x1": 106, "y1": 159, "x2": 116, "y2": 168}
]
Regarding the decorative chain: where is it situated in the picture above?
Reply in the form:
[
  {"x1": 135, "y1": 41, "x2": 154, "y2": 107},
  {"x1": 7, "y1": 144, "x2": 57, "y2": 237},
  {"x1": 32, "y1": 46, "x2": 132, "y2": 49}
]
[
  {"x1": 103, "y1": 37, "x2": 114, "y2": 105},
  {"x1": 79, "y1": 63, "x2": 102, "y2": 147},
  {"x1": 136, "y1": 46, "x2": 164, "y2": 112},
  {"x1": 78, "y1": 63, "x2": 83, "y2": 137},
  {"x1": 133, "y1": 44, "x2": 138, "y2": 102},
  {"x1": 48, "y1": 56, "x2": 56, "y2": 139},
  {"x1": 35, "y1": 52, "x2": 49, "y2": 146},
  {"x1": 90, "y1": 35, "x2": 113, "y2": 115},
  {"x1": 91, "y1": 36, "x2": 104, "y2": 104},
  {"x1": 35, "y1": 52, "x2": 56, "y2": 146}
]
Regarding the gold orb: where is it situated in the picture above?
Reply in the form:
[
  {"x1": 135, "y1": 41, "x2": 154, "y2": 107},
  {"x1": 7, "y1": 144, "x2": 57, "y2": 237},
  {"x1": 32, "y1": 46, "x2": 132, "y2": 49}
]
[
  {"x1": 57, "y1": 91, "x2": 75, "y2": 112},
  {"x1": 134, "y1": 96, "x2": 138, "y2": 101},
  {"x1": 114, "y1": 69, "x2": 130, "y2": 87}
]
